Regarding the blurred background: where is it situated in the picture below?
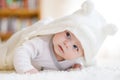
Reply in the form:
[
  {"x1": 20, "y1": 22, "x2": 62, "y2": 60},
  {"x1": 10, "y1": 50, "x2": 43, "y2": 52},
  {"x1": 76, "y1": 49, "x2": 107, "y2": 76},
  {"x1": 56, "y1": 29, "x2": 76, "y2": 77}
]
[{"x1": 0, "y1": 0, "x2": 120, "y2": 41}]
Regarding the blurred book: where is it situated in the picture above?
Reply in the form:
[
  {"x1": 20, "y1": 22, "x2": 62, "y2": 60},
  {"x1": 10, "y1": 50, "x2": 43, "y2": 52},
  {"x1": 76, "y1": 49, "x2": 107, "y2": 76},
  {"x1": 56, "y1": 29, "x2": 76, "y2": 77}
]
[
  {"x1": 0, "y1": 18, "x2": 8, "y2": 33},
  {"x1": 0, "y1": 19, "x2": 1, "y2": 32},
  {"x1": 28, "y1": 0, "x2": 38, "y2": 10},
  {"x1": 0, "y1": 0, "x2": 7, "y2": 8}
]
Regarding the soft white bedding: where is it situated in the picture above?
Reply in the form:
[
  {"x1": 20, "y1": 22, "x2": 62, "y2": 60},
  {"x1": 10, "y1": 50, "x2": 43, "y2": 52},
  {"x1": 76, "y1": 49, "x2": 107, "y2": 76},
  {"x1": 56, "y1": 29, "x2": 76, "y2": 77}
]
[{"x1": 0, "y1": 66, "x2": 120, "y2": 80}]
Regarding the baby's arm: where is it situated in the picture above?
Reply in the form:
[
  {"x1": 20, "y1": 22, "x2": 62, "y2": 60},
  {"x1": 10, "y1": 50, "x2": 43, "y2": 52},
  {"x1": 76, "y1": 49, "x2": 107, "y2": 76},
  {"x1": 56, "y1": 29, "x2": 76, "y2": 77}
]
[{"x1": 14, "y1": 38, "x2": 39, "y2": 74}]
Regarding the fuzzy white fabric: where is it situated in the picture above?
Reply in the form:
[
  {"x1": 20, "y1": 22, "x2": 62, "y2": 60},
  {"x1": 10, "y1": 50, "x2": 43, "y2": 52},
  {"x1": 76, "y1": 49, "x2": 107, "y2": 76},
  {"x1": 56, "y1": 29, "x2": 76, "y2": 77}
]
[{"x1": 0, "y1": 66, "x2": 120, "y2": 80}]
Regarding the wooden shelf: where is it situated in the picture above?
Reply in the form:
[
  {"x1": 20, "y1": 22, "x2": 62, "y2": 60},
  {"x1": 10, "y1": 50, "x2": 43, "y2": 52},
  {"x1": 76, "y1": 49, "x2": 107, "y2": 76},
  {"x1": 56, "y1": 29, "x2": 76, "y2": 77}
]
[
  {"x1": 0, "y1": 9, "x2": 39, "y2": 17},
  {"x1": 0, "y1": 0, "x2": 40, "y2": 41},
  {"x1": 0, "y1": 32, "x2": 13, "y2": 41}
]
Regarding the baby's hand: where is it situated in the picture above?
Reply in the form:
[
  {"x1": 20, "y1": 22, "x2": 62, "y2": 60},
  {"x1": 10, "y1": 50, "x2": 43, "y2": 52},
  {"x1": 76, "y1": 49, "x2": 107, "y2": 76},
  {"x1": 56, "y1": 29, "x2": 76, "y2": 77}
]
[
  {"x1": 72, "y1": 63, "x2": 82, "y2": 69},
  {"x1": 67, "y1": 64, "x2": 82, "y2": 71},
  {"x1": 25, "y1": 69, "x2": 39, "y2": 74},
  {"x1": 70, "y1": 64, "x2": 82, "y2": 71}
]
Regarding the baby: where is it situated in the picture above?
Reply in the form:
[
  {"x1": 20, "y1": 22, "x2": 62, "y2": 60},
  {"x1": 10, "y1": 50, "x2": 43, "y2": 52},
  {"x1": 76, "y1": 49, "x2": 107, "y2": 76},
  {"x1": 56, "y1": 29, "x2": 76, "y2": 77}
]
[
  {"x1": 0, "y1": 1, "x2": 116, "y2": 74},
  {"x1": 14, "y1": 30, "x2": 85, "y2": 74}
]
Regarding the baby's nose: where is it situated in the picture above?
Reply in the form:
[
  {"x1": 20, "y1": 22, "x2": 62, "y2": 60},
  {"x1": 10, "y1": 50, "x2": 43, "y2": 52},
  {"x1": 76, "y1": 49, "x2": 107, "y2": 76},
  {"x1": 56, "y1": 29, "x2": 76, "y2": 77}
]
[{"x1": 63, "y1": 40, "x2": 69, "y2": 48}]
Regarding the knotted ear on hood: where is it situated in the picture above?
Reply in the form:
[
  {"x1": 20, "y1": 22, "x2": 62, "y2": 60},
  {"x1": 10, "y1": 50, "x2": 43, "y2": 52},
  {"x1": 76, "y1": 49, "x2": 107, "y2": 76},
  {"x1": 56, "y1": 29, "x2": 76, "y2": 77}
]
[
  {"x1": 102, "y1": 24, "x2": 118, "y2": 36},
  {"x1": 74, "y1": 0, "x2": 94, "y2": 15}
]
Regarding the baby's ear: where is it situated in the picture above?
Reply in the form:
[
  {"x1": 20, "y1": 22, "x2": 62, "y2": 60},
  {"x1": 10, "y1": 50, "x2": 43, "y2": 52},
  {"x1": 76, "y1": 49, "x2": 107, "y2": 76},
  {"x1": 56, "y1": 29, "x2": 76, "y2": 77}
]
[
  {"x1": 102, "y1": 24, "x2": 118, "y2": 35},
  {"x1": 74, "y1": 0, "x2": 94, "y2": 15}
]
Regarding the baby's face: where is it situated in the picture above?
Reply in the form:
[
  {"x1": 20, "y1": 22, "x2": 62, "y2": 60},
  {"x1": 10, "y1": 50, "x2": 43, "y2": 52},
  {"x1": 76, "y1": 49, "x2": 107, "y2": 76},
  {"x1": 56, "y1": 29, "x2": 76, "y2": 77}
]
[{"x1": 52, "y1": 30, "x2": 84, "y2": 61}]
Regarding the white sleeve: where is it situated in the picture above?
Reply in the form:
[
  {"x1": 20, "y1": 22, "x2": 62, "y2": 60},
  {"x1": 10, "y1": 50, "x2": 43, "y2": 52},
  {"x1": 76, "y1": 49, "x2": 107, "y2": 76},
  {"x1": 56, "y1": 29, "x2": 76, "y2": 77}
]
[{"x1": 13, "y1": 38, "x2": 40, "y2": 73}]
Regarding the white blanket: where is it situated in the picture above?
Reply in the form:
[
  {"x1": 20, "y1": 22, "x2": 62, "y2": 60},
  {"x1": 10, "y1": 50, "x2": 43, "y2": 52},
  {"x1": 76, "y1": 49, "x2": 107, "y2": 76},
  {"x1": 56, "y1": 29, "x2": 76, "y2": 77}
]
[{"x1": 0, "y1": 66, "x2": 120, "y2": 80}]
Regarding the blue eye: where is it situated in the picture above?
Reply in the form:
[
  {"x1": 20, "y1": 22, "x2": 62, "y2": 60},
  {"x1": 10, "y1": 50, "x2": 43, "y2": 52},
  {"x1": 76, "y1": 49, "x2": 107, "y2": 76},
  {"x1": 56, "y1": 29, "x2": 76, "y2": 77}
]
[
  {"x1": 73, "y1": 45, "x2": 79, "y2": 51},
  {"x1": 66, "y1": 32, "x2": 71, "y2": 38}
]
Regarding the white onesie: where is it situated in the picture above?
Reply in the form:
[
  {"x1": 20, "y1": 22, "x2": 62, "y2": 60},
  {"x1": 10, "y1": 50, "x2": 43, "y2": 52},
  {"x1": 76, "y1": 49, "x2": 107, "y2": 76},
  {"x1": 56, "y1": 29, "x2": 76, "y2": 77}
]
[{"x1": 14, "y1": 35, "x2": 76, "y2": 73}]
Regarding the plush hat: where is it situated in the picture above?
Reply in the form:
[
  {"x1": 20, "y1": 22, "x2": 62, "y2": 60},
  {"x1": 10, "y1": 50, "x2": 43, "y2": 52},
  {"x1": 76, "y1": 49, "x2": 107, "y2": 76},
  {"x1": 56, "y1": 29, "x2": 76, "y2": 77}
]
[{"x1": 20, "y1": 0, "x2": 117, "y2": 66}]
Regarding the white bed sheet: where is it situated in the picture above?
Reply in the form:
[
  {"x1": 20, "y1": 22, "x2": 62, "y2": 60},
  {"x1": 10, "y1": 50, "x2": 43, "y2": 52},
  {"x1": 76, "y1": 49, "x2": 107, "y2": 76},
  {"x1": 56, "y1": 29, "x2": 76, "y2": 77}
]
[{"x1": 0, "y1": 66, "x2": 120, "y2": 80}]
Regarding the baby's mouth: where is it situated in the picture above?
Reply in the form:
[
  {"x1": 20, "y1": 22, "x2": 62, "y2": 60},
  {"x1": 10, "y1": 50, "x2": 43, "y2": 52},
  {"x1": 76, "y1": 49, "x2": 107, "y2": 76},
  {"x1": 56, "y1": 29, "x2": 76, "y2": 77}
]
[{"x1": 58, "y1": 45, "x2": 64, "y2": 53}]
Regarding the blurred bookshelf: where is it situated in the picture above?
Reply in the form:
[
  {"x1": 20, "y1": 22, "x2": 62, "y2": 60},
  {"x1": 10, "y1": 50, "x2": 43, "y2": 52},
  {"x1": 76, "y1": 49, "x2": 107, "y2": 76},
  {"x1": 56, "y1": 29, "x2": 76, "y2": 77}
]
[{"x1": 0, "y1": 0, "x2": 40, "y2": 41}]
